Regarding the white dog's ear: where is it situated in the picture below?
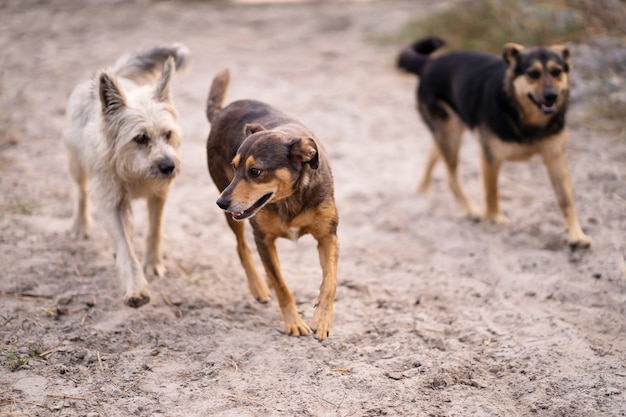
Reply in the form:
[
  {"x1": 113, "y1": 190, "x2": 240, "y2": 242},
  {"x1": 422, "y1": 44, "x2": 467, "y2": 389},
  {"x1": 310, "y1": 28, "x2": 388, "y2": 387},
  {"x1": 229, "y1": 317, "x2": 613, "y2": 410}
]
[
  {"x1": 154, "y1": 57, "x2": 175, "y2": 102},
  {"x1": 99, "y1": 71, "x2": 126, "y2": 115}
]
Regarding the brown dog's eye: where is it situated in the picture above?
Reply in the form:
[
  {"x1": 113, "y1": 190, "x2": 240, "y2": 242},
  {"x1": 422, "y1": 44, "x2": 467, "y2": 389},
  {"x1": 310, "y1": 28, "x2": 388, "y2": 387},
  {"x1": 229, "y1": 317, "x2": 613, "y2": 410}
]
[
  {"x1": 527, "y1": 70, "x2": 541, "y2": 80},
  {"x1": 249, "y1": 167, "x2": 262, "y2": 178},
  {"x1": 550, "y1": 68, "x2": 562, "y2": 78},
  {"x1": 134, "y1": 133, "x2": 150, "y2": 145}
]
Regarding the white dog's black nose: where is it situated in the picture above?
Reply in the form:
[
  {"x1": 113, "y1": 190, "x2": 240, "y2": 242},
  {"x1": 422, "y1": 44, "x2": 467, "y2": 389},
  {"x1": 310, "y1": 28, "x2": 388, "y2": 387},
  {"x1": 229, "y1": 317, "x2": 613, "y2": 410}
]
[{"x1": 158, "y1": 160, "x2": 176, "y2": 175}]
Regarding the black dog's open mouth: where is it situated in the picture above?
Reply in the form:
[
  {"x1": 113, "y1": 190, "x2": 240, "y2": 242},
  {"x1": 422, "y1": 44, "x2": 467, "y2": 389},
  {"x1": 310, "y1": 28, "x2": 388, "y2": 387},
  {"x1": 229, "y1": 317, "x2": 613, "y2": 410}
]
[
  {"x1": 231, "y1": 192, "x2": 273, "y2": 221},
  {"x1": 528, "y1": 94, "x2": 557, "y2": 115},
  {"x1": 540, "y1": 102, "x2": 557, "y2": 114}
]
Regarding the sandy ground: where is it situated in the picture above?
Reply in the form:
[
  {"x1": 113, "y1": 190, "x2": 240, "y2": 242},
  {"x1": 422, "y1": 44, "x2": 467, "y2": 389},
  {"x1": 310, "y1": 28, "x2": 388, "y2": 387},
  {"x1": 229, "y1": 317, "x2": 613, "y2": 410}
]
[{"x1": 1, "y1": 1, "x2": 625, "y2": 416}]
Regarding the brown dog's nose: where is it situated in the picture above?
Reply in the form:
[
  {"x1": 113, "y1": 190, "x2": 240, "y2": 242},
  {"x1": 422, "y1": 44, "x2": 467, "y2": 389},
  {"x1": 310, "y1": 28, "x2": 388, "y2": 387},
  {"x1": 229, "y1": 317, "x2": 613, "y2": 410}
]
[{"x1": 216, "y1": 197, "x2": 230, "y2": 210}]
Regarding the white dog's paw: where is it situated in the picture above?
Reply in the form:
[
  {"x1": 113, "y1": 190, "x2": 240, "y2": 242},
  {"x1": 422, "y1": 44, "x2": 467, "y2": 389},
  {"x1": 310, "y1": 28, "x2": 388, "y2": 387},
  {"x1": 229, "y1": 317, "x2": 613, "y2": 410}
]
[
  {"x1": 124, "y1": 288, "x2": 151, "y2": 308},
  {"x1": 70, "y1": 218, "x2": 91, "y2": 240}
]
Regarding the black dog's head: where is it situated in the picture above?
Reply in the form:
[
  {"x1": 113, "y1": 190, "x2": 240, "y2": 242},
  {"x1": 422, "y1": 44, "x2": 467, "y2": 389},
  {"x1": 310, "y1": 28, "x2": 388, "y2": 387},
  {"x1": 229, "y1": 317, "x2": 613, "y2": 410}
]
[
  {"x1": 216, "y1": 123, "x2": 319, "y2": 221},
  {"x1": 503, "y1": 43, "x2": 571, "y2": 121}
]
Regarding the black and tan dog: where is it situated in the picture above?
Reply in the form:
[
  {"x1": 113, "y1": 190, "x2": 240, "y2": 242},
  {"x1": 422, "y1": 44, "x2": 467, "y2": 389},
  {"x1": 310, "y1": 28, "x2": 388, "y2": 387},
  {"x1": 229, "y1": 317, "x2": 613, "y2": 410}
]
[
  {"x1": 205, "y1": 69, "x2": 339, "y2": 340},
  {"x1": 397, "y1": 37, "x2": 591, "y2": 248}
]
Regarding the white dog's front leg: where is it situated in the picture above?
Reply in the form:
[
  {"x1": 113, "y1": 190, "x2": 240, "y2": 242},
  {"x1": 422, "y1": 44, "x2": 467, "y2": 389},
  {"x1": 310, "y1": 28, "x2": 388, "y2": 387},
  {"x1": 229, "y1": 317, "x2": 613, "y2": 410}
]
[
  {"x1": 145, "y1": 195, "x2": 167, "y2": 277},
  {"x1": 104, "y1": 199, "x2": 151, "y2": 307}
]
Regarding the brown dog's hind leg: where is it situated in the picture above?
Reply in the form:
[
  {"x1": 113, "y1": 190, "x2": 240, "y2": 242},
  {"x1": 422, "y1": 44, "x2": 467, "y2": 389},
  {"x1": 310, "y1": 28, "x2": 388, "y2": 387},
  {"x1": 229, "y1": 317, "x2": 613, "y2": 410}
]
[{"x1": 225, "y1": 214, "x2": 271, "y2": 303}]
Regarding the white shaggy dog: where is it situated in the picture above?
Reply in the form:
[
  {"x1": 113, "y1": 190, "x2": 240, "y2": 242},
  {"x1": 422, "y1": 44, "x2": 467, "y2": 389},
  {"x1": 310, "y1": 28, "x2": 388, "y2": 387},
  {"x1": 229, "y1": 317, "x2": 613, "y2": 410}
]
[{"x1": 63, "y1": 44, "x2": 189, "y2": 307}]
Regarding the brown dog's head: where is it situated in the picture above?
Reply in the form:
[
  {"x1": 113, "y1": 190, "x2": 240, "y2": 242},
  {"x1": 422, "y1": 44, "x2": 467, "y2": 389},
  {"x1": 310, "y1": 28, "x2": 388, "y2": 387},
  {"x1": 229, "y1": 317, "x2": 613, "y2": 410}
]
[
  {"x1": 216, "y1": 123, "x2": 319, "y2": 221},
  {"x1": 503, "y1": 43, "x2": 571, "y2": 121}
]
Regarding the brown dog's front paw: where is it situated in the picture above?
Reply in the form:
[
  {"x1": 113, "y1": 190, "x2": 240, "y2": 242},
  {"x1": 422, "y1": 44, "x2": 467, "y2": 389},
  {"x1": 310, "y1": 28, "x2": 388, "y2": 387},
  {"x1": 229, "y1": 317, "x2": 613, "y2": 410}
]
[
  {"x1": 311, "y1": 326, "x2": 330, "y2": 341},
  {"x1": 285, "y1": 323, "x2": 311, "y2": 337},
  {"x1": 283, "y1": 313, "x2": 311, "y2": 337},
  {"x1": 124, "y1": 290, "x2": 151, "y2": 308},
  {"x1": 311, "y1": 307, "x2": 333, "y2": 341}
]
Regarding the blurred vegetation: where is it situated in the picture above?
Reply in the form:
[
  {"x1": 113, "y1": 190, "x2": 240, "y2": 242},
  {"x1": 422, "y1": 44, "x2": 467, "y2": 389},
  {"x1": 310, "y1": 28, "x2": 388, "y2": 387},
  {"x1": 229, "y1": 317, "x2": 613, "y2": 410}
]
[
  {"x1": 581, "y1": 98, "x2": 626, "y2": 134},
  {"x1": 397, "y1": 0, "x2": 625, "y2": 52}
]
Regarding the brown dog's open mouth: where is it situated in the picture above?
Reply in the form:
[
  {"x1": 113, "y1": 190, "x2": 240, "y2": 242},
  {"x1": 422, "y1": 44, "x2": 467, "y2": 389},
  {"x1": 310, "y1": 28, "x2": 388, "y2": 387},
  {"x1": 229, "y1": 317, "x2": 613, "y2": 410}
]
[{"x1": 231, "y1": 192, "x2": 273, "y2": 221}]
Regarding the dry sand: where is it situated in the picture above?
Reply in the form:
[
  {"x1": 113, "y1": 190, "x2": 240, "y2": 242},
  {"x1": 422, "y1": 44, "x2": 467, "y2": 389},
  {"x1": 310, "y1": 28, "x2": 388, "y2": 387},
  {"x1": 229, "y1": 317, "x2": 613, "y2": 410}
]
[{"x1": 1, "y1": 1, "x2": 625, "y2": 416}]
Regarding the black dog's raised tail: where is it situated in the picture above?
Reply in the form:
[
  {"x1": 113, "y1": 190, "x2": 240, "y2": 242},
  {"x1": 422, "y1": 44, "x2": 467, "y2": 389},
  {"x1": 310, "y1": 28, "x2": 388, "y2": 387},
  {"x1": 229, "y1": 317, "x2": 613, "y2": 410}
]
[
  {"x1": 206, "y1": 69, "x2": 230, "y2": 124},
  {"x1": 397, "y1": 37, "x2": 446, "y2": 76}
]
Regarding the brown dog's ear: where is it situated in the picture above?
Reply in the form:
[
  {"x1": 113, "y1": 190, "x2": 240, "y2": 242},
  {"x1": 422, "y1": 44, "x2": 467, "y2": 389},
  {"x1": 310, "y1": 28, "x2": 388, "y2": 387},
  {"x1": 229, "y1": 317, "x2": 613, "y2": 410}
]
[
  {"x1": 98, "y1": 70, "x2": 126, "y2": 116},
  {"x1": 243, "y1": 123, "x2": 265, "y2": 137},
  {"x1": 289, "y1": 137, "x2": 319, "y2": 169},
  {"x1": 502, "y1": 43, "x2": 524, "y2": 66},
  {"x1": 154, "y1": 56, "x2": 175, "y2": 102},
  {"x1": 551, "y1": 45, "x2": 571, "y2": 72}
]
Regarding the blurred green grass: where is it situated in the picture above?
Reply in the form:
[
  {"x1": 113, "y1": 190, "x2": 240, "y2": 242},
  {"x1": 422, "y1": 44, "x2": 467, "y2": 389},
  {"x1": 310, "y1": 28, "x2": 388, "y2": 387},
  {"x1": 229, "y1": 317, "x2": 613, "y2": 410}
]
[{"x1": 396, "y1": 0, "x2": 625, "y2": 52}]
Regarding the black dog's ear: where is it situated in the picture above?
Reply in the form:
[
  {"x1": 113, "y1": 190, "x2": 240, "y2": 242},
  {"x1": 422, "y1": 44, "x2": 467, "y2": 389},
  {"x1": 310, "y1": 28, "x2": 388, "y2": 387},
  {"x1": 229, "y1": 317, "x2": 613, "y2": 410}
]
[
  {"x1": 551, "y1": 45, "x2": 571, "y2": 72},
  {"x1": 98, "y1": 70, "x2": 126, "y2": 116},
  {"x1": 289, "y1": 137, "x2": 319, "y2": 169},
  {"x1": 502, "y1": 43, "x2": 524, "y2": 66},
  {"x1": 243, "y1": 123, "x2": 265, "y2": 137}
]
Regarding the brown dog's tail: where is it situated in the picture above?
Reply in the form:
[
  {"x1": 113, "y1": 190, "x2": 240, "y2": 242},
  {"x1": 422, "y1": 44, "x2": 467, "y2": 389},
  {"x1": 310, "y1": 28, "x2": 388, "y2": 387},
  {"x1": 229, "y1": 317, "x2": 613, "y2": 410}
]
[
  {"x1": 397, "y1": 37, "x2": 446, "y2": 76},
  {"x1": 206, "y1": 69, "x2": 230, "y2": 124},
  {"x1": 112, "y1": 43, "x2": 190, "y2": 85}
]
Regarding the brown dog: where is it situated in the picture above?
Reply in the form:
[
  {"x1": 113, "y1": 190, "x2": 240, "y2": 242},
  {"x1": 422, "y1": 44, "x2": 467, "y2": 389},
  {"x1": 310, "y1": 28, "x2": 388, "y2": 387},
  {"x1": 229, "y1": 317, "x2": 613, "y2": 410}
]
[
  {"x1": 398, "y1": 37, "x2": 591, "y2": 249},
  {"x1": 205, "y1": 69, "x2": 339, "y2": 340}
]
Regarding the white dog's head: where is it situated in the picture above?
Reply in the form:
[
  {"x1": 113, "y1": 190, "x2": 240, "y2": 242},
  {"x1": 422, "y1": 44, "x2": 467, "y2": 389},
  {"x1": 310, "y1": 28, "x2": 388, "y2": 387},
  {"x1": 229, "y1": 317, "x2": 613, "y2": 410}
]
[{"x1": 97, "y1": 57, "x2": 182, "y2": 193}]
